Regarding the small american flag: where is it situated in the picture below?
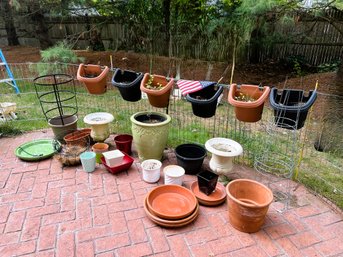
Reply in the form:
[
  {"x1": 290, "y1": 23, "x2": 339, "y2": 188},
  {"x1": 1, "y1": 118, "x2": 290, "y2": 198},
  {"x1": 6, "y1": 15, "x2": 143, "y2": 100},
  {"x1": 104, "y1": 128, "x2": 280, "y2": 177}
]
[{"x1": 176, "y1": 79, "x2": 216, "y2": 96}]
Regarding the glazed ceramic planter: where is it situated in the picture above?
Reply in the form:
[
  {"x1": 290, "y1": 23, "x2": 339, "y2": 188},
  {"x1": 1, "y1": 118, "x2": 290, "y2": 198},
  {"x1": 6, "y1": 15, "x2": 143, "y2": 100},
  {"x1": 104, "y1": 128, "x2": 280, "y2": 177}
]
[
  {"x1": 228, "y1": 84, "x2": 270, "y2": 122},
  {"x1": 197, "y1": 170, "x2": 219, "y2": 196},
  {"x1": 163, "y1": 165, "x2": 185, "y2": 185},
  {"x1": 114, "y1": 134, "x2": 133, "y2": 155},
  {"x1": 140, "y1": 74, "x2": 174, "y2": 108},
  {"x1": 269, "y1": 88, "x2": 317, "y2": 129},
  {"x1": 112, "y1": 69, "x2": 143, "y2": 102},
  {"x1": 77, "y1": 64, "x2": 109, "y2": 95},
  {"x1": 48, "y1": 115, "x2": 78, "y2": 141},
  {"x1": 131, "y1": 111, "x2": 171, "y2": 161},
  {"x1": 175, "y1": 144, "x2": 207, "y2": 175},
  {"x1": 141, "y1": 159, "x2": 162, "y2": 183},
  {"x1": 83, "y1": 112, "x2": 114, "y2": 142},
  {"x1": 226, "y1": 179, "x2": 273, "y2": 233},
  {"x1": 92, "y1": 143, "x2": 109, "y2": 164},
  {"x1": 205, "y1": 138, "x2": 243, "y2": 176},
  {"x1": 186, "y1": 85, "x2": 223, "y2": 118}
]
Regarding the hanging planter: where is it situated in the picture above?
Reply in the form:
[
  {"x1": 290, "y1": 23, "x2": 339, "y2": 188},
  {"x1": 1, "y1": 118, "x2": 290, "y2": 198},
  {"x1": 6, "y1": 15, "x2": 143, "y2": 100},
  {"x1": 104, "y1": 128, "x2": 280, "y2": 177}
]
[
  {"x1": 228, "y1": 84, "x2": 270, "y2": 122},
  {"x1": 186, "y1": 85, "x2": 223, "y2": 118},
  {"x1": 112, "y1": 69, "x2": 143, "y2": 102},
  {"x1": 269, "y1": 88, "x2": 317, "y2": 129},
  {"x1": 140, "y1": 74, "x2": 174, "y2": 108},
  {"x1": 77, "y1": 64, "x2": 109, "y2": 95}
]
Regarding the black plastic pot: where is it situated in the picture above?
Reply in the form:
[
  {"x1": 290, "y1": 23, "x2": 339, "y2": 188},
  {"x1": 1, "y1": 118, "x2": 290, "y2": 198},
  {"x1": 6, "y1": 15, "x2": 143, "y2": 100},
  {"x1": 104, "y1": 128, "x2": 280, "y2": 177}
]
[
  {"x1": 112, "y1": 69, "x2": 143, "y2": 102},
  {"x1": 175, "y1": 144, "x2": 207, "y2": 175},
  {"x1": 186, "y1": 85, "x2": 223, "y2": 118},
  {"x1": 197, "y1": 170, "x2": 219, "y2": 195},
  {"x1": 269, "y1": 88, "x2": 317, "y2": 130}
]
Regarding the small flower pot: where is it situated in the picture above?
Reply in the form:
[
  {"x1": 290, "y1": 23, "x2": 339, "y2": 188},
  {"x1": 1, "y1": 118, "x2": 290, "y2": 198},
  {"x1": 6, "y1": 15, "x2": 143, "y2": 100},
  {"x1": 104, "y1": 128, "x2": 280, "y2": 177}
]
[
  {"x1": 80, "y1": 151, "x2": 96, "y2": 173},
  {"x1": 92, "y1": 143, "x2": 109, "y2": 164},
  {"x1": 163, "y1": 165, "x2": 185, "y2": 185},
  {"x1": 226, "y1": 179, "x2": 273, "y2": 233},
  {"x1": 175, "y1": 144, "x2": 207, "y2": 175},
  {"x1": 228, "y1": 84, "x2": 270, "y2": 122},
  {"x1": 141, "y1": 159, "x2": 162, "y2": 183},
  {"x1": 186, "y1": 85, "x2": 223, "y2": 118},
  {"x1": 269, "y1": 88, "x2": 317, "y2": 129},
  {"x1": 197, "y1": 170, "x2": 219, "y2": 196},
  {"x1": 114, "y1": 134, "x2": 133, "y2": 155},
  {"x1": 140, "y1": 74, "x2": 174, "y2": 108},
  {"x1": 112, "y1": 69, "x2": 143, "y2": 102},
  {"x1": 77, "y1": 64, "x2": 109, "y2": 95}
]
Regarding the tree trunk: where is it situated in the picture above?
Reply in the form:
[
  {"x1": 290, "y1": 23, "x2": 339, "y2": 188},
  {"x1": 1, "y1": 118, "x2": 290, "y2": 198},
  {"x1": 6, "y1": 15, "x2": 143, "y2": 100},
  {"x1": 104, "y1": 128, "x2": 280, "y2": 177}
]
[
  {"x1": 0, "y1": 0, "x2": 20, "y2": 46},
  {"x1": 28, "y1": 3, "x2": 53, "y2": 49}
]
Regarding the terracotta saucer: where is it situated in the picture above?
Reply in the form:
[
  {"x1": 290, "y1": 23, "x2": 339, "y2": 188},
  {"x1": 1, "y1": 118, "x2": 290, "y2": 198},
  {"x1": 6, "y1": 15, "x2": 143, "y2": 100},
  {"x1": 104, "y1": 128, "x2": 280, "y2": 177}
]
[
  {"x1": 144, "y1": 196, "x2": 199, "y2": 228},
  {"x1": 190, "y1": 181, "x2": 226, "y2": 206},
  {"x1": 147, "y1": 185, "x2": 197, "y2": 220}
]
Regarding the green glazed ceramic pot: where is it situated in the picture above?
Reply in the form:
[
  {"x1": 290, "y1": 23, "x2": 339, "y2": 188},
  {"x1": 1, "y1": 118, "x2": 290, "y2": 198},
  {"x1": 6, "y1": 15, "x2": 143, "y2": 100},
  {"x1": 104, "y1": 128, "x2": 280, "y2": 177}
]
[{"x1": 131, "y1": 111, "x2": 171, "y2": 161}]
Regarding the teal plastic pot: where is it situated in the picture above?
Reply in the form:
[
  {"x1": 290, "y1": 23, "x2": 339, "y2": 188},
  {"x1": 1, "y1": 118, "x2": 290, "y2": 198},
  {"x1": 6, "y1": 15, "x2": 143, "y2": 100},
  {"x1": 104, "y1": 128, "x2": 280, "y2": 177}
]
[{"x1": 80, "y1": 151, "x2": 96, "y2": 172}]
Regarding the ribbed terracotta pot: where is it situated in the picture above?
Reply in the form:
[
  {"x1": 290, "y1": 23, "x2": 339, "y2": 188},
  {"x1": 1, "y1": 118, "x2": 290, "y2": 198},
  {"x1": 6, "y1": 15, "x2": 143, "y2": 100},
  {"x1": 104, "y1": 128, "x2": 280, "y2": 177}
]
[
  {"x1": 226, "y1": 179, "x2": 273, "y2": 233},
  {"x1": 140, "y1": 74, "x2": 173, "y2": 108},
  {"x1": 77, "y1": 64, "x2": 109, "y2": 95},
  {"x1": 228, "y1": 84, "x2": 270, "y2": 123},
  {"x1": 131, "y1": 111, "x2": 171, "y2": 161}
]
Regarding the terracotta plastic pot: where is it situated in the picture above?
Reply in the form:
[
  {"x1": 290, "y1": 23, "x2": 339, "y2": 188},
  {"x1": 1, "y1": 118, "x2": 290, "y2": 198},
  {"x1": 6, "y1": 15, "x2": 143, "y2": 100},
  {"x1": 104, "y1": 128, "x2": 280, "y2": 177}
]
[
  {"x1": 226, "y1": 179, "x2": 273, "y2": 233},
  {"x1": 92, "y1": 143, "x2": 109, "y2": 164},
  {"x1": 77, "y1": 64, "x2": 109, "y2": 95},
  {"x1": 114, "y1": 134, "x2": 133, "y2": 155},
  {"x1": 140, "y1": 73, "x2": 174, "y2": 108},
  {"x1": 64, "y1": 128, "x2": 91, "y2": 147},
  {"x1": 112, "y1": 69, "x2": 143, "y2": 102},
  {"x1": 228, "y1": 84, "x2": 270, "y2": 122}
]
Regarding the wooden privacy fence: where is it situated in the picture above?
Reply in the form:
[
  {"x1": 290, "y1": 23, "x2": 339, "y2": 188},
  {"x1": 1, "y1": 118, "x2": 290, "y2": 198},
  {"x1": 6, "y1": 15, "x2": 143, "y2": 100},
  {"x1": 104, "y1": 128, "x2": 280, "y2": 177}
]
[{"x1": 0, "y1": 8, "x2": 342, "y2": 65}]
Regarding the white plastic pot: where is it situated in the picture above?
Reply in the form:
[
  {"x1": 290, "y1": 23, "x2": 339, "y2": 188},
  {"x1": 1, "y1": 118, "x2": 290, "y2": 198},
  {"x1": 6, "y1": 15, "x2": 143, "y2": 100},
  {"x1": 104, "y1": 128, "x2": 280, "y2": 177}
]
[
  {"x1": 163, "y1": 165, "x2": 185, "y2": 185},
  {"x1": 141, "y1": 159, "x2": 162, "y2": 183}
]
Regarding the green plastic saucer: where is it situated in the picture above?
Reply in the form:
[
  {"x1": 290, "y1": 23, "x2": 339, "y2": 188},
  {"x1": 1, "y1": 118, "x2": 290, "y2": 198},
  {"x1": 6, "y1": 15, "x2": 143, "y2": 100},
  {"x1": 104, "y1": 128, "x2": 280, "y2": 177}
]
[{"x1": 15, "y1": 139, "x2": 61, "y2": 161}]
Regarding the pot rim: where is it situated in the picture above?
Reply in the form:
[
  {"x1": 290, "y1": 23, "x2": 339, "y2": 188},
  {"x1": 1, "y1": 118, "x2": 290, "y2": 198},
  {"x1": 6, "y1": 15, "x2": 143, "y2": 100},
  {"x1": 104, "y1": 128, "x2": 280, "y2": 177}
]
[
  {"x1": 48, "y1": 114, "x2": 78, "y2": 128},
  {"x1": 175, "y1": 143, "x2": 207, "y2": 160},
  {"x1": 92, "y1": 143, "x2": 109, "y2": 151},
  {"x1": 112, "y1": 68, "x2": 143, "y2": 88},
  {"x1": 163, "y1": 165, "x2": 185, "y2": 177},
  {"x1": 226, "y1": 179, "x2": 274, "y2": 208},
  {"x1": 130, "y1": 111, "x2": 171, "y2": 127},
  {"x1": 84, "y1": 112, "x2": 114, "y2": 125},
  {"x1": 205, "y1": 137, "x2": 243, "y2": 157},
  {"x1": 141, "y1": 159, "x2": 162, "y2": 170},
  {"x1": 140, "y1": 73, "x2": 174, "y2": 96},
  {"x1": 228, "y1": 84, "x2": 270, "y2": 108},
  {"x1": 77, "y1": 63, "x2": 109, "y2": 82}
]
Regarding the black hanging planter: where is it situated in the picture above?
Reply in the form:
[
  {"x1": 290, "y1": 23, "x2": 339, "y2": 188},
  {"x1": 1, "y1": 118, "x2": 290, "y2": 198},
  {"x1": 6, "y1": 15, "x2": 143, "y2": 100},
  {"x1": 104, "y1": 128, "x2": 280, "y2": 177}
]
[
  {"x1": 186, "y1": 85, "x2": 223, "y2": 118},
  {"x1": 269, "y1": 88, "x2": 317, "y2": 130},
  {"x1": 112, "y1": 69, "x2": 143, "y2": 102}
]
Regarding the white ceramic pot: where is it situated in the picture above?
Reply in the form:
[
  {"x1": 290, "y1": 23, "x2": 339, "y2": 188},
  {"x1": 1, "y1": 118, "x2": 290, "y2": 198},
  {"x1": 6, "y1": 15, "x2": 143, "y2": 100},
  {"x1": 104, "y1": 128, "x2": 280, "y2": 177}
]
[
  {"x1": 141, "y1": 159, "x2": 162, "y2": 183},
  {"x1": 84, "y1": 112, "x2": 114, "y2": 142},
  {"x1": 205, "y1": 138, "x2": 243, "y2": 175},
  {"x1": 163, "y1": 165, "x2": 185, "y2": 185}
]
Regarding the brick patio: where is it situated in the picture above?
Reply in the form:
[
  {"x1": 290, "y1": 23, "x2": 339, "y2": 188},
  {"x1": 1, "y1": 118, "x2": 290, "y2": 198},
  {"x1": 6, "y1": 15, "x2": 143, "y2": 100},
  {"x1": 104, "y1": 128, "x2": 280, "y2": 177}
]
[{"x1": 0, "y1": 130, "x2": 342, "y2": 257}]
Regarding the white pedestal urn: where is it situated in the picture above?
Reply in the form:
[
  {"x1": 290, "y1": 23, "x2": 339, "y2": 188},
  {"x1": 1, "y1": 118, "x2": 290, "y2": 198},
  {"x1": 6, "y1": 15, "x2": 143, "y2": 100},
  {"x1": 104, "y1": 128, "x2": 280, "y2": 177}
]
[
  {"x1": 84, "y1": 112, "x2": 114, "y2": 142},
  {"x1": 131, "y1": 111, "x2": 171, "y2": 161},
  {"x1": 205, "y1": 138, "x2": 243, "y2": 177}
]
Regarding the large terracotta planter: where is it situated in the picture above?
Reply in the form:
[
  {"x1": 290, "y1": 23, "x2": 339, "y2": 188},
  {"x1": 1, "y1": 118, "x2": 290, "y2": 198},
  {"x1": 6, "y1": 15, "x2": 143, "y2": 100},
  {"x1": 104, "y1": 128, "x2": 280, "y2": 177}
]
[
  {"x1": 269, "y1": 88, "x2": 317, "y2": 129},
  {"x1": 205, "y1": 138, "x2": 243, "y2": 176},
  {"x1": 112, "y1": 69, "x2": 143, "y2": 102},
  {"x1": 140, "y1": 74, "x2": 174, "y2": 108},
  {"x1": 228, "y1": 84, "x2": 270, "y2": 122},
  {"x1": 186, "y1": 85, "x2": 223, "y2": 118},
  {"x1": 131, "y1": 111, "x2": 171, "y2": 161},
  {"x1": 226, "y1": 179, "x2": 273, "y2": 233},
  {"x1": 77, "y1": 64, "x2": 109, "y2": 95}
]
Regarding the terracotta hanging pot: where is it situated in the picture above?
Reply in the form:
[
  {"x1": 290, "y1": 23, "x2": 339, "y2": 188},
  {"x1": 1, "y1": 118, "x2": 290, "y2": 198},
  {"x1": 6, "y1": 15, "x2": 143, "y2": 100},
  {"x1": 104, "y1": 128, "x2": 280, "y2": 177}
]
[
  {"x1": 226, "y1": 179, "x2": 273, "y2": 233},
  {"x1": 228, "y1": 84, "x2": 270, "y2": 122},
  {"x1": 140, "y1": 73, "x2": 174, "y2": 108},
  {"x1": 77, "y1": 64, "x2": 109, "y2": 95}
]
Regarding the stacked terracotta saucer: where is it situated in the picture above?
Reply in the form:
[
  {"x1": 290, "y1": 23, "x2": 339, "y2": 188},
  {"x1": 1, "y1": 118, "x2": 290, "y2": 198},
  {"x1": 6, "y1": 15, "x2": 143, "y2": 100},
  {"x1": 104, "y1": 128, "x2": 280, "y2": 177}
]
[
  {"x1": 144, "y1": 185, "x2": 199, "y2": 228},
  {"x1": 190, "y1": 181, "x2": 226, "y2": 206}
]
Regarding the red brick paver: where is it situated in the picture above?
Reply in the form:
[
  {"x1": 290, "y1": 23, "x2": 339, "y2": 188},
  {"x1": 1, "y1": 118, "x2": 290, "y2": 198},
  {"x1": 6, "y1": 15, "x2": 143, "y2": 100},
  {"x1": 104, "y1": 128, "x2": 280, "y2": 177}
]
[{"x1": 0, "y1": 130, "x2": 342, "y2": 256}]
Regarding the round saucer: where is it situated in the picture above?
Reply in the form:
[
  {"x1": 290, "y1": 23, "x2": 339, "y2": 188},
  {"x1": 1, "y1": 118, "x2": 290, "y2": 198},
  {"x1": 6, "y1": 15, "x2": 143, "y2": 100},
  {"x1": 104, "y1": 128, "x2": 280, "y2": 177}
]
[
  {"x1": 144, "y1": 196, "x2": 199, "y2": 227},
  {"x1": 190, "y1": 181, "x2": 226, "y2": 206}
]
